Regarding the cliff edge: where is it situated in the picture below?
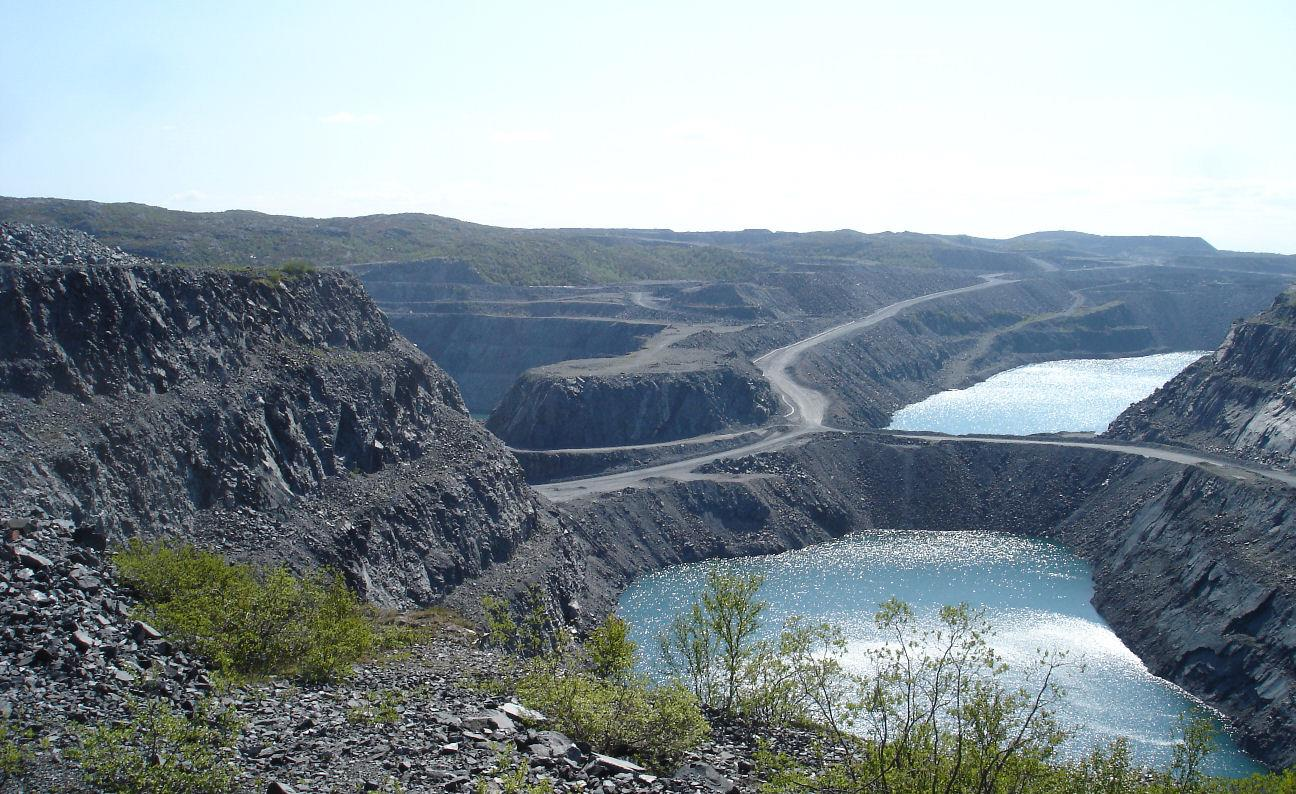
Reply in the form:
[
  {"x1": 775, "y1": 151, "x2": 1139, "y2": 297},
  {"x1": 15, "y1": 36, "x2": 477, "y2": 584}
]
[
  {"x1": 1107, "y1": 287, "x2": 1296, "y2": 469},
  {"x1": 0, "y1": 223, "x2": 552, "y2": 607}
]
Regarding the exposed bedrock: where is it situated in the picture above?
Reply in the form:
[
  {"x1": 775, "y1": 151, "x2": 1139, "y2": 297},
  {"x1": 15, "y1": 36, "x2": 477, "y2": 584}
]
[
  {"x1": 1108, "y1": 288, "x2": 1296, "y2": 470},
  {"x1": 487, "y1": 358, "x2": 779, "y2": 449},
  {"x1": 477, "y1": 432, "x2": 1295, "y2": 767},
  {"x1": 0, "y1": 233, "x2": 554, "y2": 608},
  {"x1": 386, "y1": 313, "x2": 664, "y2": 413},
  {"x1": 1050, "y1": 462, "x2": 1296, "y2": 769}
]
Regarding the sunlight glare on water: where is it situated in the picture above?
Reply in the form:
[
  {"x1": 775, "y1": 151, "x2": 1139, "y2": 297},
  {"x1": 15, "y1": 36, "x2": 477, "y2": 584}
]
[
  {"x1": 617, "y1": 531, "x2": 1261, "y2": 777},
  {"x1": 888, "y1": 352, "x2": 1207, "y2": 435}
]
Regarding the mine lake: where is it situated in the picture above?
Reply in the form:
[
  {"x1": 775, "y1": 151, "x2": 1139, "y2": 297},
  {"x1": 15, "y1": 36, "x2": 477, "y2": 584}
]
[
  {"x1": 887, "y1": 351, "x2": 1208, "y2": 436},
  {"x1": 619, "y1": 352, "x2": 1260, "y2": 776}
]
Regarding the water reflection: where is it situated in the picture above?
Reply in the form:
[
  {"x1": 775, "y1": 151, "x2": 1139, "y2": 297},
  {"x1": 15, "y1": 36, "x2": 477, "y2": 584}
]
[
  {"x1": 618, "y1": 531, "x2": 1261, "y2": 777},
  {"x1": 888, "y1": 352, "x2": 1206, "y2": 435}
]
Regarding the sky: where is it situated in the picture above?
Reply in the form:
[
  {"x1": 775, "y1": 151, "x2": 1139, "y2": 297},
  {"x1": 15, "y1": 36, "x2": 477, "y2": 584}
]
[{"x1": 2, "y1": 1, "x2": 1294, "y2": 253}]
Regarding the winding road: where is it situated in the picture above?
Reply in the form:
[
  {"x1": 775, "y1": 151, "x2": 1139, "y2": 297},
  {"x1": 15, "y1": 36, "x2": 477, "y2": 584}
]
[{"x1": 534, "y1": 275, "x2": 1296, "y2": 503}]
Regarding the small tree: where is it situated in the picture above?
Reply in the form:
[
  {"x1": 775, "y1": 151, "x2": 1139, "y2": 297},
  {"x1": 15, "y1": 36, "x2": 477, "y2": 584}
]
[
  {"x1": 1169, "y1": 713, "x2": 1218, "y2": 793},
  {"x1": 660, "y1": 568, "x2": 767, "y2": 714}
]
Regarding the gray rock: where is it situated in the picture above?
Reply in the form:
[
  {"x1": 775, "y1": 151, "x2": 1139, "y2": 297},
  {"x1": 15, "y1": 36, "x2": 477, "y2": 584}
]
[
  {"x1": 499, "y1": 701, "x2": 546, "y2": 725},
  {"x1": 589, "y1": 753, "x2": 646, "y2": 775},
  {"x1": 674, "y1": 761, "x2": 735, "y2": 792},
  {"x1": 14, "y1": 548, "x2": 52, "y2": 570}
]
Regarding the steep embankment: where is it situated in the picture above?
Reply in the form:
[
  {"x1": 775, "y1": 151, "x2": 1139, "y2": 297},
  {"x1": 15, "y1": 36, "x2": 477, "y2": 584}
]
[
  {"x1": 1108, "y1": 288, "x2": 1296, "y2": 470},
  {"x1": 488, "y1": 357, "x2": 779, "y2": 448},
  {"x1": 1048, "y1": 461, "x2": 1296, "y2": 769},
  {"x1": 389, "y1": 314, "x2": 665, "y2": 413},
  {"x1": 0, "y1": 223, "x2": 552, "y2": 607}
]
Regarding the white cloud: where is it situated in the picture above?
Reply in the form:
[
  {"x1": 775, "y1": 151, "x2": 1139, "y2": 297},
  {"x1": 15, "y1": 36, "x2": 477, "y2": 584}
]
[{"x1": 319, "y1": 111, "x2": 381, "y2": 126}]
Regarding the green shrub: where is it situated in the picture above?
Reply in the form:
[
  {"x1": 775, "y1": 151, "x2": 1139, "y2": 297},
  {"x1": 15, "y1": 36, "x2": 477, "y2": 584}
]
[
  {"x1": 475, "y1": 744, "x2": 556, "y2": 794},
  {"x1": 481, "y1": 588, "x2": 562, "y2": 657},
  {"x1": 113, "y1": 539, "x2": 378, "y2": 683},
  {"x1": 72, "y1": 697, "x2": 240, "y2": 794},
  {"x1": 277, "y1": 259, "x2": 316, "y2": 276},
  {"x1": 515, "y1": 659, "x2": 708, "y2": 771},
  {"x1": 346, "y1": 689, "x2": 406, "y2": 725},
  {"x1": 586, "y1": 614, "x2": 636, "y2": 681},
  {"x1": 483, "y1": 596, "x2": 709, "y2": 771}
]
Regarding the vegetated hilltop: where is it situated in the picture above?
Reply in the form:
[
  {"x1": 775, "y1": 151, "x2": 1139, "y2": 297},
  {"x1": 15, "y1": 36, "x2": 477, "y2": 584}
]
[
  {"x1": 0, "y1": 222, "x2": 558, "y2": 609},
  {"x1": 1107, "y1": 286, "x2": 1296, "y2": 469},
  {"x1": 0, "y1": 197, "x2": 771, "y2": 285},
  {"x1": 10, "y1": 196, "x2": 1289, "y2": 287}
]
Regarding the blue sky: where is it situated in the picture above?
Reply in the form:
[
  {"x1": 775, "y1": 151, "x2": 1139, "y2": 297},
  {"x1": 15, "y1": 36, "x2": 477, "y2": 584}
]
[{"x1": 2, "y1": 1, "x2": 1293, "y2": 252}]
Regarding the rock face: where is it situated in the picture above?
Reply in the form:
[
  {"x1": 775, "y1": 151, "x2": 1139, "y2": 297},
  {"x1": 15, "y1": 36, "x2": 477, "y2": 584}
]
[
  {"x1": 1107, "y1": 288, "x2": 1296, "y2": 469},
  {"x1": 387, "y1": 314, "x2": 664, "y2": 413},
  {"x1": 0, "y1": 223, "x2": 550, "y2": 607},
  {"x1": 1050, "y1": 464, "x2": 1296, "y2": 769},
  {"x1": 487, "y1": 359, "x2": 779, "y2": 449}
]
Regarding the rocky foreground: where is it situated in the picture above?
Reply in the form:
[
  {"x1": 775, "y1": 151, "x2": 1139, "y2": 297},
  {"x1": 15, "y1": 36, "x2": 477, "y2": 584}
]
[{"x1": 0, "y1": 511, "x2": 816, "y2": 792}]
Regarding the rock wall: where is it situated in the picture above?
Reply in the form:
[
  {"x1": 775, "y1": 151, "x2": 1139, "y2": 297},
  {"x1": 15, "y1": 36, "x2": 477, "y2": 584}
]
[
  {"x1": 487, "y1": 360, "x2": 779, "y2": 449},
  {"x1": 1108, "y1": 288, "x2": 1296, "y2": 469},
  {"x1": 387, "y1": 314, "x2": 664, "y2": 413},
  {"x1": 1049, "y1": 463, "x2": 1296, "y2": 769},
  {"x1": 0, "y1": 224, "x2": 553, "y2": 607}
]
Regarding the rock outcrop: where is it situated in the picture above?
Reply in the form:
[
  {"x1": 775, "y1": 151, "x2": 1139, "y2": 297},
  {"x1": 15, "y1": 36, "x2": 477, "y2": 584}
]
[
  {"x1": 487, "y1": 358, "x2": 779, "y2": 449},
  {"x1": 0, "y1": 223, "x2": 551, "y2": 607},
  {"x1": 1107, "y1": 288, "x2": 1296, "y2": 469},
  {"x1": 387, "y1": 314, "x2": 665, "y2": 413}
]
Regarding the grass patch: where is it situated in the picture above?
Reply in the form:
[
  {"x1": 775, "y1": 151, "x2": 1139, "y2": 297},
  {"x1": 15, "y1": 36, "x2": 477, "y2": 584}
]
[
  {"x1": 0, "y1": 721, "x2": 33, "y2": 787},
  {"x1": 346, "y1": 690, "x2": 406, "y2": 725}
]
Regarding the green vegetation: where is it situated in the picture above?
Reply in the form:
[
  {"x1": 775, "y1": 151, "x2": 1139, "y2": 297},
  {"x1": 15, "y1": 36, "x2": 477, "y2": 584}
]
[
  {"x1": 475, "y1": 745, "x2": 557, "y2": 794},
  {"x1": 0, "y1": 721, "x2": 32, "y2": 786},
  {"x1": 346, "y1": 689, "x2": 406, "y2": 725},
  {"x1": 0, "y1": 196, "x2": 771, "y2": 284},
  {"x1": 113, "y1": 538, "x2": 389, "y2": 683},
  {"x1": 483, "y1": 601, "x2": 709, "y2": 771},
  {"x1": 0, "y1": 196, "x2": 1060, "y2": 285},
  {"x1": 71, "y1": 697, "x2": 240, "y2": 794},
  {"x1": 660, "y1": 569, "x2": 768, "y2": 715}
]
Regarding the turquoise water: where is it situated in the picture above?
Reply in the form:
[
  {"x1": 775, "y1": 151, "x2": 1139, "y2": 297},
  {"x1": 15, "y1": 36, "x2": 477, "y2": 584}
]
[
  {"x1": 618, "y1": 531, "x2": 1261, "y2": 777},
  {"x1": 888, "y1": 352, "x2": 1207, "y2": 435}
]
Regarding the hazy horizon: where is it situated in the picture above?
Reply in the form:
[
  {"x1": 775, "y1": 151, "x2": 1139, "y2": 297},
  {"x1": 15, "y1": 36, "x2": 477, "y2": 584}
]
[
  {"x1": 1, "y1": 193, "x2": 1279, "y2": 255},
  {"x1": 2, "y1": 1, "x2": 1293, "y2": 253}
]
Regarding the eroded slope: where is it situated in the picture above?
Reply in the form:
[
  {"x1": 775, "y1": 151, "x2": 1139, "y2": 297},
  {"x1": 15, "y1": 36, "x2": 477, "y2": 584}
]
[{"x1": 0, "y1": 223, "x2": 551, "y2": 607}]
